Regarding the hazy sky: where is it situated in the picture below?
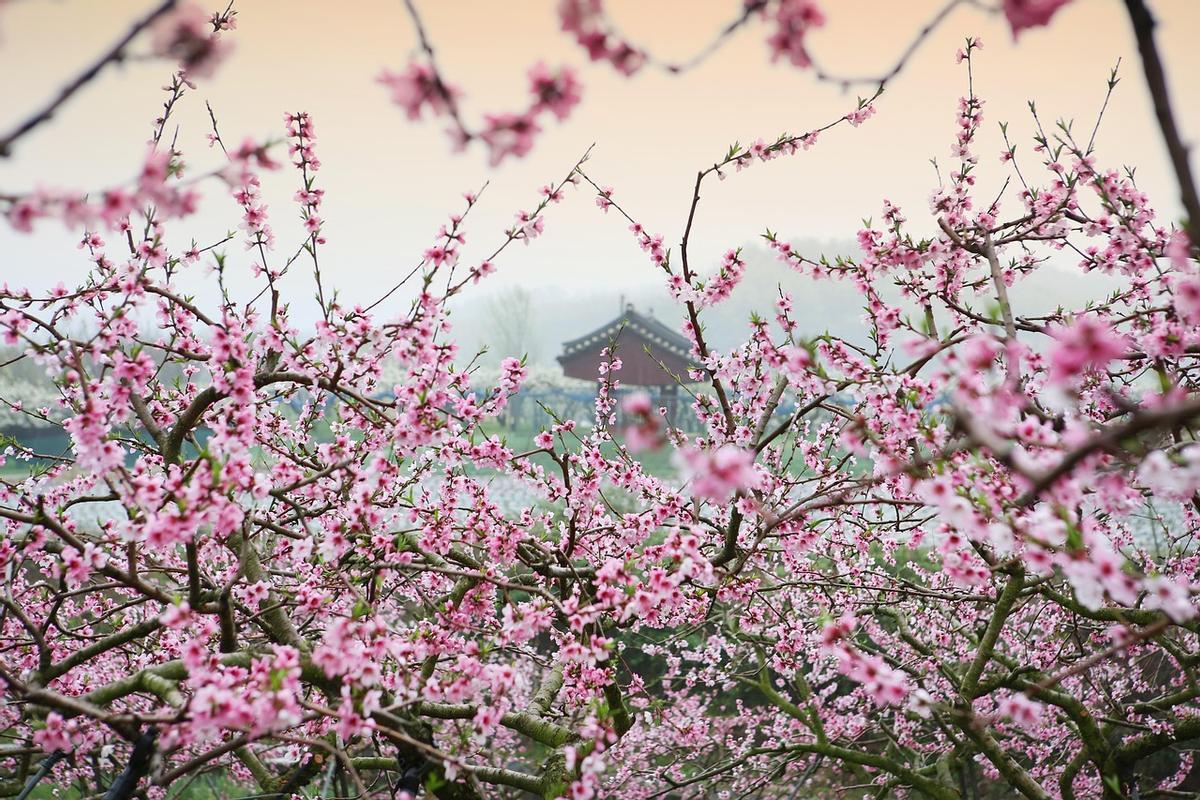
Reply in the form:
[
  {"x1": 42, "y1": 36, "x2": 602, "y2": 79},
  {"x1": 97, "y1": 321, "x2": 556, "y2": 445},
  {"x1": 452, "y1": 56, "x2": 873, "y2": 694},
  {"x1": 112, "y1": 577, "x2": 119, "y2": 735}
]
[{"x1": 1, "y1": 0, "x2": 1198, "y2": 332}]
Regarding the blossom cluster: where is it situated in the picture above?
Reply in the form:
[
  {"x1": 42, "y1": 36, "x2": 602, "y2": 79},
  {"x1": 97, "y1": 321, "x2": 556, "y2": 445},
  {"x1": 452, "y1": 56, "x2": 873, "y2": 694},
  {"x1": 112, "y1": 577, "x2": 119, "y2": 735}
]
[
  {"x1": 379, "y1": 59, "x2": 582, "y2": 165},
  {"x1": 3, "y1": 5, "x2": 1200, "y2": 800}
]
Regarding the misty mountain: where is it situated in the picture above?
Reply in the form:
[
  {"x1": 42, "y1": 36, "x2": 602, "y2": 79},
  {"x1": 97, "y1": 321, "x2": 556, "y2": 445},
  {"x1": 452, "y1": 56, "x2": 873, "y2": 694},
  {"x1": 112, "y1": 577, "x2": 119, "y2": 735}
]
[{"x1": 449, "y1": 237, "x2": 1130, "y2": 369}]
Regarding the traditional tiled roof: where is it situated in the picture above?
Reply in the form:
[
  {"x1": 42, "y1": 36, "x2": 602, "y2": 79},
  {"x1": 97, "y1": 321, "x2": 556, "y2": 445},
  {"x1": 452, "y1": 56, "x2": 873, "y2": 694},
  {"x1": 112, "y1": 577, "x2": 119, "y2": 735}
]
[{"x1": 559, "y1": 305, "x2": 692, "y2": 361}]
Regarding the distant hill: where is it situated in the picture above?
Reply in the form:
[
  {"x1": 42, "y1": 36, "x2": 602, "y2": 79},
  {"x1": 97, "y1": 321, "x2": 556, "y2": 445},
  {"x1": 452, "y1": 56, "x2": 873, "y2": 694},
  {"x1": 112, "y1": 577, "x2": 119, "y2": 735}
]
[{"x1": 447, "y1": 237, "x2": 1129, "y2": 369}]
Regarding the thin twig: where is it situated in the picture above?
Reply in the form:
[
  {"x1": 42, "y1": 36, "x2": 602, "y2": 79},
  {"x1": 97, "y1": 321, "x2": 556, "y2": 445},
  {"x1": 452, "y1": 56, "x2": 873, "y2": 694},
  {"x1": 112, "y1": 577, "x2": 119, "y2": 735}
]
[{"x1": 0, "y1": 0, "x2": 179, "y2": 157}]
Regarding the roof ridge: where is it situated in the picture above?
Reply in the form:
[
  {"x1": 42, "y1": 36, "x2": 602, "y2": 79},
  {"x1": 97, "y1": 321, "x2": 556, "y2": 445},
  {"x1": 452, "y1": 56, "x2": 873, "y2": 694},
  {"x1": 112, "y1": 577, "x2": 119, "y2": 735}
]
[{"x1": 559, "y1": 307, "x2": 692, "y2": 360}]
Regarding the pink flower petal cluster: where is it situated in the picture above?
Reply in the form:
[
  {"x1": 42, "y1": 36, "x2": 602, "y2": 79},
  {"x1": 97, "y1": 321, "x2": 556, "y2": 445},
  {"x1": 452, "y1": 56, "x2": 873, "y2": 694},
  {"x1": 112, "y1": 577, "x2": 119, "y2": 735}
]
[
  {"x1": 1003, "y1": 0, "x2": 1073, "y2": 38},
  {"x1": 678, "y1": 444, "x2": 760, "y2": 503}
]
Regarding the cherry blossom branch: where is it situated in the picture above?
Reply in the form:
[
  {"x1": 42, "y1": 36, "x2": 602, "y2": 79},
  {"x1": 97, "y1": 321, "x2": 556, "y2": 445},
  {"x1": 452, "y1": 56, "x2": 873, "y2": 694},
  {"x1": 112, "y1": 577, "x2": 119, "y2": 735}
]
[
  {"x1": 1, "y1": 3, "x2": 180, "y2": 155},
  {"x1": 399, "y1": 0, "x2": 471, "y2": 140},
  {"x1": 807, "y1": 0, "x2": 991, "y2": 89},
  {"x1": 0, "y1": 1, "x2": 180, "y2": 157},
  {"x1": 1015, "y1": 395, "x2": 1200, "y2": 506},
  {"x1": 1123, "y1": 0, "x2": 1200, "y2": 233}
]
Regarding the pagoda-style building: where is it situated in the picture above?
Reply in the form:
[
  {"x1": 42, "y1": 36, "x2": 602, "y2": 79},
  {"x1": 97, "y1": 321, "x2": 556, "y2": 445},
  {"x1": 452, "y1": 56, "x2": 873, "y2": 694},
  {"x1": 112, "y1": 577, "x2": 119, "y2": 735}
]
[{"x1": 558, "y1": 303, "x2": 695, "y2": 424}]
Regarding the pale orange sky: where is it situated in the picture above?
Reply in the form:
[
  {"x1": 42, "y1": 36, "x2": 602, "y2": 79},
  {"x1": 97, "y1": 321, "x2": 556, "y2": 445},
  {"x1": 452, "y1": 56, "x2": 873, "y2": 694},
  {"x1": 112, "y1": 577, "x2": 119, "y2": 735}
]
[{"x1": 1, "y1": 0, "x2": 1198, "y2": 325}]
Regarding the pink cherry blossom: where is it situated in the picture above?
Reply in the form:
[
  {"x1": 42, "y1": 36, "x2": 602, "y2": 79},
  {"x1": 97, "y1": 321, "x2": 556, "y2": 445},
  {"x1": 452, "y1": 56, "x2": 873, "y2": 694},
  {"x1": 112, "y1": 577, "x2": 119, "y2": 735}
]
[
  {"x1": 378, "y1": 61, "x2": 459, "y2": 120},
  {"x1": 1046, "y1": 316, "x2": 1127, "y2": 386},
  {"x1": 528, "y1": 62, "x2": 583, "y2": 121},
  {"x1": 1003, "y1": 0, "x2": 1074, "y2": 38},
  {"x1": 998, "y1": 693, "x2": 1045, "y2": 730},
  {"x1": 765, "y1": 0, "x2": 825, "y2": 68},
  {"x1": 481, "y1": 112, "x2": 542, "y2": 166},
  {"x1": 150, "y1": 2, "x2": 232, "y2": 79},
  {"x1": 33, "y1": 713, "x2": 75, "y2": 754},
  {"x1": 0, "y1": 9, "x2": 1198, "y2": 799},
  {"x1": 678, "y1": 444, "x2": 760, "y2": 502}
]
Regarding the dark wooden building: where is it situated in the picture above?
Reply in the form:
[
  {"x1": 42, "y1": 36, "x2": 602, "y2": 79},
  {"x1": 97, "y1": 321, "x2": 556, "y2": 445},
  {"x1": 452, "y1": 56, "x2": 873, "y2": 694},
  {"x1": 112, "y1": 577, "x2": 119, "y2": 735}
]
[{"x1": 558, "y1": 303, "x2": 696, "y2": 424}]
